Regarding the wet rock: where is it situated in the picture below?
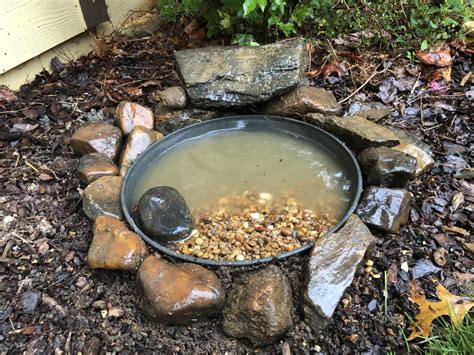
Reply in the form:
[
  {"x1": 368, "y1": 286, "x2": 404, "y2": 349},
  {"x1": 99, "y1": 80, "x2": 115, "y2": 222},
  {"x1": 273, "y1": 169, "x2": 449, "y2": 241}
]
[
  {"x1": 411, "y1": 259, "x2": 441, "y2": 279},
  {"x1": 87, "y1": 215, "x2": 148, "y2": 271},
  {"x1": 387, "y1": 127, "x2": 432, "y2": 156},
  {"x1": 392, "y1": 143, "x2": 435, "y2": 176},
  {"x1": 119, "y1": 126, "x2": 163, "y2": 176},
  {"x1": 175, "y1": 38, "x2": 307, "y2": 108},
  {"x1": 344, "y1": 101, "x2": 392, "y2": 121},
  {"x1": 303, "y1": 214, "x2": 375, "y2": 334},
  {"x1": 356, "y1": 186, "x2": 411, "y2": 233},
  {"x1": 138, "y1": 255, "x2": 224, "y2": 323},
  {"x1": 306, "y1": 114, "x2": 399, "y2": 153},
  {"x1": 154, "y1": 107, "x2": 220, "y2": 135},
  {"x1": 138, "y1": 186, "x2": 193, "y2": 244},
  {"x1": 70, "y1": 123, "x2": 122, "y2": 160},
  {"x1": 22, "y1": 291, "x2": 41, "y2": 314},
  {"x1": 158, "y1": 86, "x2": 187, "y2": 109},
  {"x1": 83, "y1": 176, "x2": 123, "y2": 221},
  {"x1": 223, "y1": 265, "x2": 293, "y2": 346},
  {"x1": 78, "y1": 153, "x2": 119, "y2": 185},
  {"x1": 115, "y1": 102, "x2": 154, "y2": 135},
  {"x1": 357, "y1": 147, "x2": 416, "y2": 188},
  {"x1": 262, "y1": 86, "x2": 341, "y2": 117}
]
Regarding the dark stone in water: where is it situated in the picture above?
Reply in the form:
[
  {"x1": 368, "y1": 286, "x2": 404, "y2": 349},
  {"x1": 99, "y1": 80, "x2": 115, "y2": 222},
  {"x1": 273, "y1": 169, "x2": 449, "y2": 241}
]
[
  {"x1": 356, "y1": 186, "x2": 411, "y2": 233},
  {"x1": 137, "y1": 186, "x2": 193, "y2": 243},
  {"x1": 175, "y1": 38, "x2": 307, "y2": 108},
  {"x1": 302, "y1": 215, "x2": 375, "y2": 334},
  {"x1": 357, "y1": 147, "x2": 416, "y2": 188},
  {"x1": 223, "y1": 265, "x2": 293, "y2": 346}
]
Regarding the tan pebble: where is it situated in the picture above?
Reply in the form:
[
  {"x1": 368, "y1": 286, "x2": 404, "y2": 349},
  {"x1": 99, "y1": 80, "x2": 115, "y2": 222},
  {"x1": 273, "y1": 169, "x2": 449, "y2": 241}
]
[
  {"x1": 236, "y1": 254, "x2": 245, "y2": 261},
  {"x1": 195, "y1": 237, "x2": 204, "y2": 245},
  {"x1": 365, "y1": 259, "x2": 374, "y2": 267},
  {"x1": 281, "y1": 228, "x2": 292, "y2": 236}
]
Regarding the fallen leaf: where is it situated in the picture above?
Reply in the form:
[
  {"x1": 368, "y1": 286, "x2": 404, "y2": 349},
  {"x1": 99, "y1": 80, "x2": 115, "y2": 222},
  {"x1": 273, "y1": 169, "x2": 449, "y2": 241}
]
[
  {"x1": 0, "y1": 85, "x2": 18, "y2": 103},
  {"x1": 439, "y1": 67, "x2": 451, "y2": 83},
  {"x1": 107, "y1": 307, "x2": 125, "y2": 318},
  {"x1": 460, "y1": 72, "x2": 472, "y2": 87},
  {"x1": 10, "y1": 123, "x2": 38, "y2": 133},
  {"x1": 321, "y1": 61, "x2": 347, "y2": 80},
  {"x1": 416, "y1": 47, "x2": 452, "y2": 67},
  {"x1": 450, "y1": 192, "x2": 464, "y2": 212},
  {"x1": 408, "y1": 282, "x2": 474, "y2": 340},
  {"x1": 38, "y1": 173, "x2": 54, "y2": 181}
]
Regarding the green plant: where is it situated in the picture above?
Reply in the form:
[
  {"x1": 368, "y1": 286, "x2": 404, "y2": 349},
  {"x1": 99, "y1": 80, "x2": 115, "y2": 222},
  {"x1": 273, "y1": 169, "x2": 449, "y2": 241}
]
[
  {"x1": 426, "y1": 314, "x2": 474, "y2": 354},
  {"x1": 158, "y1": 0, "x2": 473, "y2": 50}
]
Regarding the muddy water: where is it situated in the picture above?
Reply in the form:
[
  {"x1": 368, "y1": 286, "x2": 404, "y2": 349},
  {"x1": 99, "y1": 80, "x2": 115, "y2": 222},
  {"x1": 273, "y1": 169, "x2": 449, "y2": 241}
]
[{"x1": 133, "y1": 130, "x2": 353, "y2": 219}]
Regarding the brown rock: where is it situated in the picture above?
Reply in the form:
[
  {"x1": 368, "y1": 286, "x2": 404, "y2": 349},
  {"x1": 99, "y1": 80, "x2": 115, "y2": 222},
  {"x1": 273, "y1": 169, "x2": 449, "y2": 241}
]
[
  {"x1": 158, "y1": 86, "x2": 188, "y2": 109},
  {"x1": 356, "y1": 186, "x2": 411, "y2": 233},
  {"x1": 303, "y1": 215, "x2": 375, "y2": 334},
  {"x1": 78, "y1": 153, "x2": 119, "y2": 185},
  {"x1": 222, "y1": 265, "x2": 293, "y2": 346},
  {"x1": 392, "y1": 143, "x2": 435, "y2": 176},
  {"x1": 115, "y1": 102, "x2": 154, "y2": 135},
  {"x1": 70, "y1": 123, "x2": 122, "y2": 160},
  {"x1": 263, "y1": 86, "x2": 341, "y2": 117},
  {"x1": 88, "y1": 215, "x2": 148, "y2": 270},
  {"x1": 306, "y1": 114, "x2": 399, "y2": 153},
  {"x1": 138, "y1": 256, "x2": 224, "y2": 324},
  {"x1": 119, "y1": 126, "x2": 163, "y2": 176},
  {"x1": 83, "y1": 176, "x2": 123, "y2": 221}
]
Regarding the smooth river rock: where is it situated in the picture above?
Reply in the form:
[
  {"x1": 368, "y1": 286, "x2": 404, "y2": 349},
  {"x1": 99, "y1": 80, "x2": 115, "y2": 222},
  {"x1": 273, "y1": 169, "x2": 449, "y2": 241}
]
[
  {"x1": 262, "y1": 86, "x2": 341, "y2": 117},
  {"x1": 119, "y1": 126, "x2": 163, "y2": 176},
  {"x1": 115, "y1": 101, "x2": 154, "y2": 135},
  {"x1": 175, "y1": 38, "x2": 307, "y2": 108},
  {"x1": 158, "y1": 86, "x2": 188, "y2": 109},
  {"x1": 356, "y1": 186, "x2": 411, "y2": 233},
  {"x1": 357, "y1": 147, "x2": 416, "y2": 188},
  {"x1": 83, "y1": 176, "x2": 123, "y2": 221},
  {"x1": 223, "y1": 265, "x2": 293, "y2": 346},
  {"x1": 138, "y1": 256, "x2": 224, "y2": 324},
  {"x1": 70, "y1": 123, "x2": 122, "y2": 160},
  {"x1": 88, "y1": 215, "x2": 148, "y2": 271},
  {"x1": 306, "y1": 114, "x2": 399, "y2": 153},
  {"x1": 78, "y1": 153, "x2": 119, "y2": 185},
  {"x1": 137, "y1": 186, "x2": 193, "y2": 244},
  {"x1": 303, "y1": 214, "x2": 375, "y2": 334}
]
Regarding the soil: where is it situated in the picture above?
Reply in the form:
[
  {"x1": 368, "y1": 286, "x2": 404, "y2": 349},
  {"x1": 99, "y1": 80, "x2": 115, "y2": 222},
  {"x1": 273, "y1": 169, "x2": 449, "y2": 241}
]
[{"x1": 0, "y1": 28, "x2": 472, "y2": 354}]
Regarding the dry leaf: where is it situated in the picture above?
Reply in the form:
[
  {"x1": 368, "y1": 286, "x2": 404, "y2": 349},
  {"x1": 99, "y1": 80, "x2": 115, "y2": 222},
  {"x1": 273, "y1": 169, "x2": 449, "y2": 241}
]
[
  {"x1": 416, "y1": 47, "x2": 452, "y2": 67},
  {"x1": 450, "y1": 192, "x2": 464, "y2": 212},
  {"x1": 408, "y1": 282, "x2": 474, "y2": 340},
  {"x1": 0, "y1": 85, "x2": 18, "y2": 103},
  {"x1": 460, "y1": 72, "x2": 472, "y2": 87},
  {"x1": 321, "y1": 61, "x2": 347, "y2": 80},
  {"x1": 107, "y1": 307, "x2": 125, "y2": 318},
  {"x1": 38, "y1": 173, "x2": 54, "y2": 181},
  {"x1": 439, "y1": 67, "x2": 451, "y2": 83}
]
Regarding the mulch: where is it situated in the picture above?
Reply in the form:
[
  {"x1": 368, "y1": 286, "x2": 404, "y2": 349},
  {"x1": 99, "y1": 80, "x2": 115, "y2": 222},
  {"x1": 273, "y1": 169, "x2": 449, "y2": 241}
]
[{"x1": 0, "y1": 27, "x2": 472, "y2": 354}]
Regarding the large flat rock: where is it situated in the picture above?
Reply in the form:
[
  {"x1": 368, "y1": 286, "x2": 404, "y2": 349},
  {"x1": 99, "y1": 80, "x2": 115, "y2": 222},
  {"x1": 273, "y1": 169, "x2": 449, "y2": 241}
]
[
  {"x1": 175, "y1": 38, "x2": 307, "y2": 108},
  {"x1": 303, "y1": 214, "x2": 375, "y2": 334}
]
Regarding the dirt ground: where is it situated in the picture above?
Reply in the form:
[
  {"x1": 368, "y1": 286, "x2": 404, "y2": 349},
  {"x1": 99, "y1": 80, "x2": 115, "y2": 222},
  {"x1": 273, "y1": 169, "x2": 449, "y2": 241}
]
[{"x1": 0, "y1": 29, "x2": 472, "y2": 354}]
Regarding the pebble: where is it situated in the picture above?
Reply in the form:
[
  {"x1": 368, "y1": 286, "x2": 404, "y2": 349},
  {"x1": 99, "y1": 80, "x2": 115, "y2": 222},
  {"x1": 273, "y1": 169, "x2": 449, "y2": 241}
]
[
  {"x1": 82, "y1": 176, "x2": 123, "y2": 221},
  {"x1": 21, "y1": 291, "x2": 41, "y2": 315},
  {"x1": 158, "y1": 86, "x2": 187, "y2": 109},
  {"x1": 70, "y1": 123, "x2": 122, "y2": 160},
  {"x1": 115, "y1": 101, "x2": 154, "y2": 135},
  {"x1": 78, "y1": 153, "x2": 119, "y2": 185}
]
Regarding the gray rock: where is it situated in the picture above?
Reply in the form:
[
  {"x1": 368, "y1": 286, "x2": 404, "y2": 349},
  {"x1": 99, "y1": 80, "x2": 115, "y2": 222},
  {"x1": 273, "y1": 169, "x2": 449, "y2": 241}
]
[
  {"x1": 411, "y1": 259, "x2": 441, "y2": 279},
  {"x1": 357, "y1": 147, "x2": 416, "y2": 188},
  {"x1": 367, "y1": 299, "x2": 378, "y2": 312},
  {"x1": 154, "y1": 107, "x2": 220, "y2": 135},
  {"x1": 175, "y1": 38, "x2": 307, "y2": 108},
  {"x1": 223, "y1": 265, "x2": 293, "y2": 346},
  {"x1": 22, "y1": 291, "x2": 41, "y2": 314},
  {"x1": 387, "y1": 127, "x2": 432, "y2": 156},
  {"x1": 305, "y1": 114, "x2": 399, "y2": 153},
  {"x1": 356, "y1": 186, "x2": 411, "y2": 233},
  {"x1": 158, "y1": 86, "x2": 188, "y2": 109},
  {"x1": 138, "y1": 186, "x2": 193, "y2": 244},
  {"x1": 83, "y1": 176, "x2": 123, "y2": 221},
  {"x1": 303, "y1": 215, "x2": 375, "y2": 334},
  {"x1": 345, "y1": 101, "x2": 392, "y2": 121},
  {"x1": 262, "y1": 86, "x2": 341, "y2": 117}
]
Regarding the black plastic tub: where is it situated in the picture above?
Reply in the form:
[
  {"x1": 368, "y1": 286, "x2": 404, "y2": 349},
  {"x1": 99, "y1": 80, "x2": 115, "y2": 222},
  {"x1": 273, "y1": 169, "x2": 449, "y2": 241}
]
[{"x1": 121, "y1": 115, "x2": 363, "y2": 266}]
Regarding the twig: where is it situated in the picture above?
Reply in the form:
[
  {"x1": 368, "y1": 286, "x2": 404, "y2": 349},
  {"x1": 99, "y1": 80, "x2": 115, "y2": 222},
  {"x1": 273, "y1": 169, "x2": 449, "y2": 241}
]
[
  {"x1": 0, "y1": 257, "x2": 23, "y2": 265},
  {"x1": 338, "y1": 68, "x2": 387, "y2": 104}
]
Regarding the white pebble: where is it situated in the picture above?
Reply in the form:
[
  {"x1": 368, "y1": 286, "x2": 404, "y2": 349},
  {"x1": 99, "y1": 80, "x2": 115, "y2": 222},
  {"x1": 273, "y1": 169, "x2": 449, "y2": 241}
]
[
  {"x1": 250, "y1": 213, "x2": 260, "y2": 221},
  {"x1": 236, "y1": 254, "x2": 245, "y2": 261},
  {"x1": 401, "y1": 261, "x2": 409, "y2": 272},
  {"x1": 259, "y1": 192, "x2": 273, "y2": 201}
]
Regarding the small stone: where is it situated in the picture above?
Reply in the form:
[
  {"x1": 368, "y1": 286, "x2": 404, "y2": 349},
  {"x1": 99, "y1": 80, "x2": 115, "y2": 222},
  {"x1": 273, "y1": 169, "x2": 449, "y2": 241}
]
[
  {"x1": 433, "y1": 247, "x2": 448, "y2": 266},
  {"x1": 70, "y1": 123, "x2": 122, "y2": 160},
  {"x1": 83, "y1": 176, "x2": 123, "y2": 221},
  {"x1": 87, "y1": 215, "x2": 148, "y2": 271},
  {"x1": 158, "y1": 86, "x2": 187, "y2": 109},
  {"x1": 303, "y1": 214, "x2": 375, "y2": 334},
  {"x1": 357, "y1": 147, "x2": 416, "y2": 188},
  {"x1": 401, "y1": 261, "x2": 409, "y2": 272},
  {"x1": 223, "y1": 265, "x2": 293, "y2": 346},
  {"x1": 262, "y1": 86, "x2": 341, "y2": 117},
  {"x1": 138, "y1": 256, "x2": 224, "y2": 324},
  {"x1": 138, "y1": 186, "x2": 193, "y2": 244},
  {"x1": 392, "y1": 143, "x2": 435, "y2": 176},
  {"x1": 21, "y1": 291, "x2": 41, "y2": 314},
  {"x1": 78, "y1": 153, "x2": 119, "y2": 185},
  {"x1": 367, "y1": 299, "x2": 378, "y2": 312},
  {"x1": 356, "y1": 186, "x2": 411, "y2": 233},
  {"x1": 411, "y1": 259, "x2": 441, "y2": 279},
  {"x1": 306, "y1": 114, "x2": 399, "y2": 153},
  {"x1": 115, "y1": 101, "x2": 154, "y2": 135},
  {"x1": 345, "y1": 101, "x2": 392, "y2": 121},
  {"x1": 119, "y1": 126, "x2": 163, "y2": 176}
]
